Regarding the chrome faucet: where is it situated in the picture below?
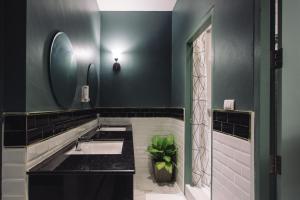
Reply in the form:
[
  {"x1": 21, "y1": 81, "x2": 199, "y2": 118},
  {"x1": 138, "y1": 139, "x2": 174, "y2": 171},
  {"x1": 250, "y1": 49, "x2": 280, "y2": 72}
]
[
  {"x1": 75, "y1": 139, "x2": 82, "y2": 151},
  {"x1": 97, "y1": 113, "x2": 101, "y2": 130}
]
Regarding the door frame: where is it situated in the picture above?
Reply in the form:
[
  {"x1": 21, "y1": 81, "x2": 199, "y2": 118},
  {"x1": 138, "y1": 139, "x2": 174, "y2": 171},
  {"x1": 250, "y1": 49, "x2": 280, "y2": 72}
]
[
  {"x1": 184, "y1": 7, "x2": 215, "y2": 196},
  {"x1": 254, "y1": 0, "x2": 282, "y2": 199},
  {"x1": 270, "y1": 0, "x2": 282, "y2": 199}
]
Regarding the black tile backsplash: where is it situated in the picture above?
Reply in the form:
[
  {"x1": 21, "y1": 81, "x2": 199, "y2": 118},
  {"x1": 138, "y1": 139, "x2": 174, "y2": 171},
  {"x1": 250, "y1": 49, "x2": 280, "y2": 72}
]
[
  {"x1": 3, "y1": 108, "x2": 184, "y2": 147},
  {"x1": 213, "y1": 110, "x2": 251, "y2": 140},
  {"x1": 27, "y1": 128, "x2": 43, "y2": 145},
  {"x1": 4, "y1": 109, "x2": 96, "y2": 147},
  {"x1": 4, "y1": 131, "x2": 27, "y2": 146},
  {"x1": 27, "y1": 116, "x2": 36, "y2": 130},
  {"x1": 213, "y1": 121, "x2": 222, "y2": 132},
  {"x1": 234, "y1": 125, "x2": 250, "y2": 139},
  {"x1": 222, "y1": 123, "x2": 234, "y2": 135},
  {"x1": 35, "y1": 115, "x2": 49, "y2": 127},
  {"x1": 96, "y1": 108, "x2": 184, "y2": 120},
  {"x1": 4, "y1": 116, "x2": 26, "y2": 131},
  {"x1": 215, "y1": 111, "x2": 228, "y2": 122},
  {"x1": 228, "y1": 112, "x2": 250, "y2": 127},
  {"x1": 42, "y1": 126, "x2": 54, "y2": 139}
]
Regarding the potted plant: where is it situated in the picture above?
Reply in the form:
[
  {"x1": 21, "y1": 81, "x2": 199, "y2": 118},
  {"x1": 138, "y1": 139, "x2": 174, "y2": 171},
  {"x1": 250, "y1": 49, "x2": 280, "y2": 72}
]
[{"x1": 147, "y1": 134, "x2": 177, "y2": 183}]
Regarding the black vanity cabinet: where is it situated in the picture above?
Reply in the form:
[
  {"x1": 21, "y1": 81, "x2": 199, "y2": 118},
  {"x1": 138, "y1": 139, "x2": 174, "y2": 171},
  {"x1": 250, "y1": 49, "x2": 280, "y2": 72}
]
[
  {"x1": 28, "y1": 126, "x2": 135, "y2": 200},
  {"x1": 29, "y1": 174, "x2": 133, "y2": 200}
]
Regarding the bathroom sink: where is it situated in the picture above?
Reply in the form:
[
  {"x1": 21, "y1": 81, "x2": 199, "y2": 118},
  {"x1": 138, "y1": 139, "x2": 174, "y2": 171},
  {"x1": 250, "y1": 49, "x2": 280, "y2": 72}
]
[
  {"x1": 98, "y1": 127, "x2": 127, "y2": 132},
  {"x1": 66, "y1": 141, "x2": 123, "y2": 155}
]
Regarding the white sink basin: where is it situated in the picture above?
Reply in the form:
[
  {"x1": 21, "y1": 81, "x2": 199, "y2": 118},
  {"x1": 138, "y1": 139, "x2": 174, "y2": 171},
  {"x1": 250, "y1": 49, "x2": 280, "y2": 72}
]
[
  {"x1": 98, "y1": 127, "x2": 127, "y2": 132},
  {"x1": 66, "y1": 141, "x2": 123, "y2": 155}
]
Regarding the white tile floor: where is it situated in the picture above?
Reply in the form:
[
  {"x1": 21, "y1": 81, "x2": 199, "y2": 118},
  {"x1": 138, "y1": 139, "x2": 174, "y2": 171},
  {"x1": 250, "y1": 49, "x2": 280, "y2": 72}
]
[{"x1": 134, "y1": 174, "x2": 186, "y2": 200}]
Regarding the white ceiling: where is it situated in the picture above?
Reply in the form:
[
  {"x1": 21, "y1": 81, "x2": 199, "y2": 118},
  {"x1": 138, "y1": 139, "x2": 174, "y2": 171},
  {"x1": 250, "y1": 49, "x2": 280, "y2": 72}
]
[{"x1": 97, "y1": 0, "x2": 177, "y2": 11}]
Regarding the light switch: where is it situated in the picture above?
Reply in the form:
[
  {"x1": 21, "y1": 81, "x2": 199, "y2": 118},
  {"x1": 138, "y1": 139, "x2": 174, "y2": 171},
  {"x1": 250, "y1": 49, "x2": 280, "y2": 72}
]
[{"x1": 224, "y1": 99, "x2": 235, "y2": 110}]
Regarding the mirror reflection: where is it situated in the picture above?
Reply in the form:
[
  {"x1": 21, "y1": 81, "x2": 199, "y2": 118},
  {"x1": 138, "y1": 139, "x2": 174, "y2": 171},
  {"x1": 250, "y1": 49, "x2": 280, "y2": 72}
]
[
  {"x1": 87, "y1": 63, "x2": 98, "y2": 107},
  {"x1": 49, "y1": 32, "x2": 78, "y2": 108}
]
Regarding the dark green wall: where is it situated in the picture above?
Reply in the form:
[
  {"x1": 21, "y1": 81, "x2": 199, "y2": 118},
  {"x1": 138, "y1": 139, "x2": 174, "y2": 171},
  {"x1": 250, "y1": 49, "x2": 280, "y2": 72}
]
[
  {"x1": 280, "y1": 1, "x2": 300, "y2": 199},
  {"x1": 26, "y1": 0, "x2": 101, "y2": 112},
  {"x1": 0, "y1": 0, "x2": 4, "y2": 113},
  {"x1": 172, "y1": 0, "x2": 255, "y2": 110},
  {"x1": 100, "y1": 12, "x2": 172, "y2": 107},
  {"x1": 0, "y1": 0, "x2": 3, "y2": 196},
  {"x1": 3, "y1": 0, "x2": 27, "y2": 112},
  {"x1": 254, "y1": 0, "x2": 271, "y2": 199}
]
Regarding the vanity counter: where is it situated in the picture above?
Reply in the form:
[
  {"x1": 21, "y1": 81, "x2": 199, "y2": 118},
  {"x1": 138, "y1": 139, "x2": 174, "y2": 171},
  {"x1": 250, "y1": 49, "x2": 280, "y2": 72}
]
[{"x1": 27, "y1": 125, "x2": 135, "y2": 175}]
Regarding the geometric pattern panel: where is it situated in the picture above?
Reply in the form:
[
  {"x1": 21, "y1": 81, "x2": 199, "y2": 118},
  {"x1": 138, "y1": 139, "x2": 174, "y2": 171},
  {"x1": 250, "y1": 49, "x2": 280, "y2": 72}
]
[{"x1": 191, "y1": 26, "x2": 212, "y2": 189}]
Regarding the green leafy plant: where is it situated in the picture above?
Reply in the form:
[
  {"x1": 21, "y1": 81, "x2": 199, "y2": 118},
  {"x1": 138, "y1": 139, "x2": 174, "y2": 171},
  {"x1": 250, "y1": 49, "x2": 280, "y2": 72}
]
[{"x1": 147, "y1": 134, "x2": 177, "y2": 174}]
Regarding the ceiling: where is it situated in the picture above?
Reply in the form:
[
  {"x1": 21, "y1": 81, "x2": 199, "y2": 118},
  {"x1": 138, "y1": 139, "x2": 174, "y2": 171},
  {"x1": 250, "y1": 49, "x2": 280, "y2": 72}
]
[{"x1": 97, "y1": 0, "x2": 177, "y2": 11}]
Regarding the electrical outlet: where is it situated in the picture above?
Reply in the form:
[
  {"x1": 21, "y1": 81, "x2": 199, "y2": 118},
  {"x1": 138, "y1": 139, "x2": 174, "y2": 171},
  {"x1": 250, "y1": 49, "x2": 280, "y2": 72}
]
[{"x1": 224, "y1": 99, "x2": 235, "y2": 110}]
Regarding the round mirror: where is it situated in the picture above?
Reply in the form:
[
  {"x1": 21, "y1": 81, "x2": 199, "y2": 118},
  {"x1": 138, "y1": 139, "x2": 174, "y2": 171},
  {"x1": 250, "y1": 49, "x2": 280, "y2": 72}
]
[
  {"x1": 87, "y1": 63, "x2": 98, "y2": 107},
  {"x1": 49, "y1": 32, "x2": 78, "y2": 108}
]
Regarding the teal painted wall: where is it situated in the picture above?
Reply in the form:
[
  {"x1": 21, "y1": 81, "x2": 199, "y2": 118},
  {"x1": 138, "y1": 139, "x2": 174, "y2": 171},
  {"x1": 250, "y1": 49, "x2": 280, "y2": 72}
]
[
  {"x1": 100, "y1": 12, "x2": 172, "y2": 107},
  {"x1": 172, "y1": 0, "x2": 255, "y2": 110},
  {"x1": 0, "y1": 0, "x2": 4, "y2": 114},
  {"x1": 0, "y1": 0, "x2": 3, "y2": 195},
  {"x1": 254, "y1": 0, "x2": 271, "y2": 199},
  {"x1": 26, "y1": 0, "x2": 101, "y2": 112},
  {"x1": 279, "y1": 1, "x2": 300, "y2": 199}
]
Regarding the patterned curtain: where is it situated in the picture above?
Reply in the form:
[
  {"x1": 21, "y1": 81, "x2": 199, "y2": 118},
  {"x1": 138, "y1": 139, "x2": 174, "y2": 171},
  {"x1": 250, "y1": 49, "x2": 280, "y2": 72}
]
[{"x1": 191, "y1": 27, "x2": 212, "y2": 189}]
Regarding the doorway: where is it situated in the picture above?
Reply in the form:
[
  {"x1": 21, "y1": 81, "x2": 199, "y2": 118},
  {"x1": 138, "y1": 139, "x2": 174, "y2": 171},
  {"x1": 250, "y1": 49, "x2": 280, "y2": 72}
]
[{"x1": 186, "y1": 23, "x2": 212, "y2": 200}]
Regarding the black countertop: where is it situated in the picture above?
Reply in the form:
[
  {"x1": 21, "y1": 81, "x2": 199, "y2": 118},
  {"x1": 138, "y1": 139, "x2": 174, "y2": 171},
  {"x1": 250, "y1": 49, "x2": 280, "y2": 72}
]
[{"x1": 27, "y1": 125, "x2": 135, "y2": 175}]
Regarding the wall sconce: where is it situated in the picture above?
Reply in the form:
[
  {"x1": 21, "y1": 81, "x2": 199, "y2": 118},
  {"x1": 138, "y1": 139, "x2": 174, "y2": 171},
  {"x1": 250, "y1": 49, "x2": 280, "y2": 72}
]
[
  {"x1": 112, "y1": 50, "x2": 121, "y2": 72},
  {"x1": 113, "y1": 58, "x2": 121, "y2": 72}
]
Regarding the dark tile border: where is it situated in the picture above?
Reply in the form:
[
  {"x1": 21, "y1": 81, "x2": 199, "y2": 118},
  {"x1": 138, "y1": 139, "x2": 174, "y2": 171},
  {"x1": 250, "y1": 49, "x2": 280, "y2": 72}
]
[
  {"x1": 96, "y1": 108, "x2": 184, "y2": 120},
  {"x1": 213, "y1": 110, "x2": 251, "y2": 140},
  {"x1": 3, "y1": 108, "x2": 184, "y2": 147},
  {"x1": 4, "y1": 109, "x2": 96, "y2": 147}
]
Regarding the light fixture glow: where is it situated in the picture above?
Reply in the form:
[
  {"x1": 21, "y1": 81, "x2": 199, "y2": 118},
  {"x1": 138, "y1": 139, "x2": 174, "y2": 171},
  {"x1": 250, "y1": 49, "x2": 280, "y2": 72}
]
[
  {"x1": 74, "y1": 47, "x2": 94, "y2": 61},
  {"x1": 112, "y1": 50, "x2": 122, "y2": 60},
  {"x1": 112, "y1": 49, "x2": 122, "y2": 72}
]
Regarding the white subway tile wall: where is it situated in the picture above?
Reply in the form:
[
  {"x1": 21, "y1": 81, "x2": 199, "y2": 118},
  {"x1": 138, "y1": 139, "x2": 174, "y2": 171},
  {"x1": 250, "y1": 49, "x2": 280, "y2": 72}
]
[
  {"x1": 26, "y1": 119, "x2": 97, "y2": 169},
  {"x1": 2, "y1": 119, "x2": 98, "y2": 200},
  {"x1": 100, "y1": 117, "x2": 185, "y2": 192},
  {"x1": 212, "y1": 131, "x2": 253, "y2": 200},
  {"x1": 2, "y1": 117, "x2": 185, "y2": 200},
  {"x1": 2, "y1": 148, "x2": 26, "y2": 200}
]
